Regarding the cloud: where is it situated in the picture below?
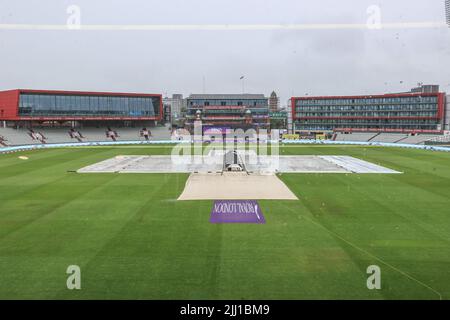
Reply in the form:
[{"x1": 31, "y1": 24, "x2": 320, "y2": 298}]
[{"x1": 0, "y1": 0, "x2": 449, "y2": 104}]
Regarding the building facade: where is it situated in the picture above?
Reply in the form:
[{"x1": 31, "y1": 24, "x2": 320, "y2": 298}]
[
  {"x1": 185, "y1": 94, "x2": 270, "y2": 132},
  {"x1": 163, "y1": 94, "x2": 185, "y2": 120},
  {"x1": 446, "y1": 94, "x2": 450, "y2": 131},
  {"x1": 269, "y1": 91, "x2": 279, "y2": 112},
  {"x1": 410, "y1": 84, "x2": 440, "y2": 93},
  {"x1": 291, "y1": 92, "x2": 446, "y2": 134},
  {"x1": 0, "y1": 89, "x2": 162, "y2": 127},
  {"x1": 163, "y1": 102, "x2": 171, "y2": 124}
]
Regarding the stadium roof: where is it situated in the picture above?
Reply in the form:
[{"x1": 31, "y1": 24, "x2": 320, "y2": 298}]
[{"x1": 188, "y1": 94, "x2": 267, "y2": 100}]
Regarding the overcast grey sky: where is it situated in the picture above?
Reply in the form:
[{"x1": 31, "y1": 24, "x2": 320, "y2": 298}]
[{"x1": 0, "y1": 0, "x2": 449, "y2": 106}]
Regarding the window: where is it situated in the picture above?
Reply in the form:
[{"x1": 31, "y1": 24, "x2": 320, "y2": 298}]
[{"x1": 17, "y1": 93, "x2": 160, "y2": 117}]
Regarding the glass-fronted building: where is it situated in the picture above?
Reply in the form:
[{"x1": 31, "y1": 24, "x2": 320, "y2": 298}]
[
  {"x1": 185, "y1": 94, "x2": 270, "y2": 132},
  {"x1": 0, "y1": 89, "x2": 162, "y2": 127},
  {"x1": 291, "y1": 92, "x2": 446, "y2": 134}
]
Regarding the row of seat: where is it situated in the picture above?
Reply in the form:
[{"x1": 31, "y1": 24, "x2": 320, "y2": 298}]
[
  {"x1": 0, "y1": 126, "x2": 173, "y2": 146},
  {"x1": 334, "y1": 132, "x2": 378, "y2": 142},
  {"x1": 0, "y1": 127, "x2": 444, "y2": 146},
  {"x1": 334, "y1": 132, "x2": 442, "y2": 145}
]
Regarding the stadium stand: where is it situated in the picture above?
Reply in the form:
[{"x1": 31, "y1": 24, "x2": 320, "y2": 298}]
[
  {"x1": 332, "y1": 131, "x2": 443, "y2": 145},
  {"x1": 370, "y1": 133, "x2": 408, "y2": 143},
  {"x1": 399, "y1": 134, "x2": 441, "y2": 145},
  {"x1": 427, "y1": 134, "x2": 450, "y2": 144},
  {"x1": 0, "y1": 125, "x2": 172, "y2": 145},
  {"x1": 0, "y1": 125, "x2": 445, "y2": 147},
  {"x1": 334, "y1": 132, "x2": 378, "y2": 142}
]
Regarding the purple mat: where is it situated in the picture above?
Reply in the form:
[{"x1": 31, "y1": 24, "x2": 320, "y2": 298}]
[{"x1": 210, "y1": 200, "x2": 266, "y2": 224}]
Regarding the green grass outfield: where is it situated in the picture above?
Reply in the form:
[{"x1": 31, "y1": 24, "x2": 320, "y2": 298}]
[{"x1": 0, "y1": 144, "x2": 449, "y2": 299}]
